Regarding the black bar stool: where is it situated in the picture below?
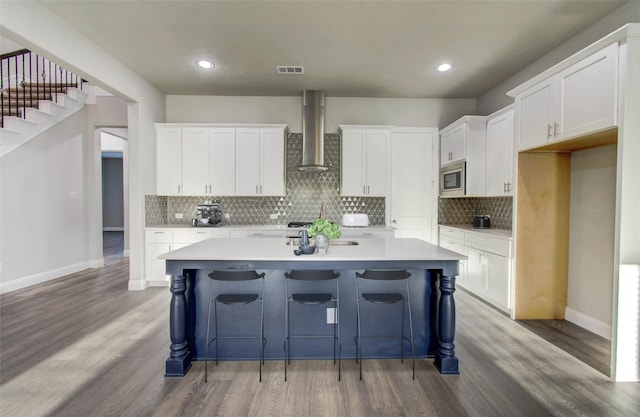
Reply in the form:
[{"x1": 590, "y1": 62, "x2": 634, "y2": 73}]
[
  {"x1": 354, "y1": 269, "x2": 415, "y2": 380},
  {"x1": 284, "y1": 270, "x2": 341, "y2": 381},
  {"x1": 205, "y1": 270, "x2": 266, "y2": 382}
]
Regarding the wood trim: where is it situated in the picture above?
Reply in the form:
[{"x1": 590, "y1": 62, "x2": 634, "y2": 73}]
[{"x1": 514, "y1": 152, "x2": 571, "y2": 319}]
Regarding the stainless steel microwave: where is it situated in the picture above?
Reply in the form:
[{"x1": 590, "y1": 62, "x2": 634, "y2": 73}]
[{"x1": 440, "y1": 161, "x2": 466, "y2": 197}]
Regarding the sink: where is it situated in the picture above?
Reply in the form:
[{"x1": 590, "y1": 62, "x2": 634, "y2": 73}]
[
  {"x1": 330, "y1": 240, "x2": 359, "y2": 246},
  {"x1": 286, "y1": 238, "x2": 358, "y2": 246}
]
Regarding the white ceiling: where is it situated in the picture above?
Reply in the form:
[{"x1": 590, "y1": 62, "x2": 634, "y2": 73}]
[{"x1": 36, "y1": 0, "x2": 628, "y2": 98}]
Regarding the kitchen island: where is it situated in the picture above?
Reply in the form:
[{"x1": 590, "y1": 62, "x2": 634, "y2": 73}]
[{"x1": 160, "y1": 237, "x2": 464, "y2": 377}]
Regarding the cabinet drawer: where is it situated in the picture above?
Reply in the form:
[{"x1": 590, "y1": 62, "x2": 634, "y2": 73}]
[
  {"x1": 464, "y1": 234, "x2": 511, "y2": 257},
  {"x1": 173, "y1": 229, "x2": 229, "y2": 243},
  {"x1": 439, "y1": 227, "x2": 465, "y2": 244},
  {"x1": 229, "y1": 230, "x2": 287, "y2": 238},
  {"x1": 145, "y1": 230, "x2": 173, "y2": 243}
]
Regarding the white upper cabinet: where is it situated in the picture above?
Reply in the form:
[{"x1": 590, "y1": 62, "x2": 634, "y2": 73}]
[
  {"x1": 156, "y1": 126, "x2": 182, "y2": 196},
  {"x1": 209, "y1": 128, "x2": 236, "y2": 196},
  {"x1": 516, "y1": 42, "x2": 618, "y2": 151},
  {"x1": 235, "y1": 127, "x2": 285, "y2": 196},
  {"x1": 485, "y1": 106, "x2": 515, "y2": 196},
  {"x1": 440, "y1": 123, "x2": 466, "y2": 164},
  {"x1": 181, "y1": 127, "x2": 210, "y2": 196},
  {"x1": 181, "y1": 127, "x2": 236, "y2": 196},
  {"x1": 155, "y1": 124, "x2": 285, "y2": 196},
  {"x1": 439, "y1": 116, "x2": 486, "y2": 196},
  {"x1": 340, "y1": 125, "x2": 390, "y2": 197}
]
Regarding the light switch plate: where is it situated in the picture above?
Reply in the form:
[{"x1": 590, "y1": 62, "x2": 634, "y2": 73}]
[{"x1": 175, "y1": 213, "x2": 183, "y2": 219}]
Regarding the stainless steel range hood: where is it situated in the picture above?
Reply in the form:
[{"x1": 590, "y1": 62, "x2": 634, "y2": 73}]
[{"x1": 297, "y1": 90, "x2": 331, "y2": 172}]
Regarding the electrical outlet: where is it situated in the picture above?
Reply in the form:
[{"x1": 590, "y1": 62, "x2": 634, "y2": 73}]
[
  {"x1": 224, "y1": 213, "x2": 230, "y2": 219},
  {"x1": 326, "y1": 307, "x2": 336, "y2": 324},
  {"x1": 269, "y1": 214, "x2": 278, "y2": 220},
  {"x1": 175, "y1": 213, "x2": 184, "y2": 219}
]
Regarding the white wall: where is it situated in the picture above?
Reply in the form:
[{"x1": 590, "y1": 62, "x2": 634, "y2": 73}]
[
  {"x1": 0, "y1": 110, "x2": 87, "y2": 290},
  {"x1": 167, "y1": 95, "x2": 477, "y2": 131},
  {"x1": 567, "y1": 146, "x2": 617, "y2": 330},
  {"x1": 1, "y1": 2, "x2": 166, "y2": 290},
  {"x1": 477, "y1": 1, "x2": 640, "y2": 115}
]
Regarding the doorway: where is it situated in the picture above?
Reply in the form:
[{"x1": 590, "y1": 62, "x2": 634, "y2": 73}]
[{"x1": 100, "y1": 130, "x2": 128, "y2": 262}]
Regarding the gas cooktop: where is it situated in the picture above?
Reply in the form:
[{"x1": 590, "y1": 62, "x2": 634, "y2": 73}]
[{"x1": 287, "y1": 221, "x2": 312, "y2": 228}]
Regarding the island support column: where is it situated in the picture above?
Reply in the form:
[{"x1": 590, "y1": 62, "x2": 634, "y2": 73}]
[
  {"x1": 435, "y1": 265, "x2": 459, "y2": 374},
  {"x1": 165, "y1": 273, "x2": 192, "y2": 376}
]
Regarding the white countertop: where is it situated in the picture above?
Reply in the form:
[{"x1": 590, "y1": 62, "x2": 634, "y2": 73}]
[
  {"x1": 439, "y1": 224, "x2": 513, "y2": 239},
  {"x1": 159, "y1": 237, "x2": 465, "y2": 262},
  {"x1": 147, "y1": 224, "x2": 392, "y2": 232}
]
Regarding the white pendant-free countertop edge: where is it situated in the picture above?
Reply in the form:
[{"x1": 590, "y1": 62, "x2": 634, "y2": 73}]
[{"x1": 158, "y1": 237, "x2": 466, "y2": 262}]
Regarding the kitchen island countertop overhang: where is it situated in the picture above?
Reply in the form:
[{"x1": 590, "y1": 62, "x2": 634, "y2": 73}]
[{"x1": 160, "y1": 237, "x2": 465, "y2": 377}]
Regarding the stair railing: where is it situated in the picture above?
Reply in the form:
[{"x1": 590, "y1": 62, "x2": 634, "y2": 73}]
[{"x1": 1, "y1": 48, "x2": 84, "y2": 128}]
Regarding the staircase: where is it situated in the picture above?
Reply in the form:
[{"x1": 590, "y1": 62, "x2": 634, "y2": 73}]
[{"x1": 1, "y1": 49, "x2": 88, "y2": 157}]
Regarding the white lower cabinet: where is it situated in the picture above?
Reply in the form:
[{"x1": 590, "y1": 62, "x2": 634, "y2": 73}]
[
  {"x1": 145, "y1": 228, "x2": 230, "y2": 284},
  {"x1": 439, "y1": 226, "x2": 512, "y2": 313},
  {"x1": 145, "y1": 230, "x2": 173, "y2": 283}
]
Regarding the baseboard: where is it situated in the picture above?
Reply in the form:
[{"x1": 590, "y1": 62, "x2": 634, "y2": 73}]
[
  {"x1": 565, "y1": 307, "x2": 612, "y2": 340},
  {"x1": 147, "y1": 280, "x2": 170, "y2": 287},
  {"x1": 89, "y1": 258, "x2": 105, "y2": 268},
  {"x1": 0, "y1": 261, "x2": 90, "y2": 294},
  {"x1": 128, "y1": 279, "x2": 149, "y2": 291},
  {"x1": 103, "y1": 227, "x2": 124, "y2": 232},
  {"x1": 123, "y1": 250, "x2": 130, "y2": 257}
]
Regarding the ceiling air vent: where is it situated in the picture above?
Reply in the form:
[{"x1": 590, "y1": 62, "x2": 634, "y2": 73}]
[{"x1": 277, "y1": 66, "x2": 304, "y2": 74}]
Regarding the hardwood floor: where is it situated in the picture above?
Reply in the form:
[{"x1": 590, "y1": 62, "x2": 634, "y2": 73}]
[
  {"x1": 517, "y1": 319, "x2": 611, "y2": 377},
  {"x1": 1, "y1": 248, "x2": 638, "y2": 417}
]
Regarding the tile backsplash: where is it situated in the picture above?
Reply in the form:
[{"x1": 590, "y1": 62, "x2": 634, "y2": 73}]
[
  {"x1": 145, "y1": 133, "x2": 385, "y2": 226},
  {"x1": 438, "y1": 196, "x2": 513, "y2": 230}
]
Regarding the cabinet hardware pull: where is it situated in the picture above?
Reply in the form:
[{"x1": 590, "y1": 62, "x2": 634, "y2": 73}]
[
  {"x1": 205, "y1": 185, "x2": 207, "y2": 193},
  {"x1": 547, "y1": 124, "x2": 553, "y2": 138},
  {"x1": 260, "y1": 185, "x2": 263, "y2": 194},
  {"x1": 367, "y1": 185, "x2": 370, "y2": 194},
  {"x1": 554, "y1": 122, "x2": 559, "y2": 137},
  {"x1": 256, "y1": 185, "x2": 259, "y2": 194},
  {"x1": 503, "y1": 182, "x2": 507, "y2": 193},
  {"x1": 178, "y1": 185, "x2": 181, "y2": 194}
]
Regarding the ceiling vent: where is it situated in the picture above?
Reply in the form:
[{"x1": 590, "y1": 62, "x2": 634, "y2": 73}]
[{"x1": 277, "y1": 66, "x2": 304, "y2": 74}]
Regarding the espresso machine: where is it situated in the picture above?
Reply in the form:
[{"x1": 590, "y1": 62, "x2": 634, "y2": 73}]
[{"x1": 193, "y1": 200, "x2": 224, "y2": 227}]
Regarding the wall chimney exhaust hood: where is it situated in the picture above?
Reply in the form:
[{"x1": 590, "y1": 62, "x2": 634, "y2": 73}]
[{"x1": 297, "y1": 90, "x2": 331, "y2": 172}]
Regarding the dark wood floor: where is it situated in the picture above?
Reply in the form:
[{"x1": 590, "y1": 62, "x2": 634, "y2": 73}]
[
  {"x1": 1, "y1": 234, "x2": 638, "y2": 417},
  {"x1": 517, "y1": 319, "x2": 611, "y2": 377}
]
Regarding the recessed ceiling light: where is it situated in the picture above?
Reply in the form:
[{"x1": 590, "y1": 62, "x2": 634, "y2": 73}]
[
  {"x1": 196, "y1": 60, "x2": 215, "y2": 69},
  {"x1": 435, "y1": 63, "x2": 453, "y2": 72}
]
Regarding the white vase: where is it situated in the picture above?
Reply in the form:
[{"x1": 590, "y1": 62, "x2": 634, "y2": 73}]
[{"x1": 315, "y1": 234, "x2": 329, "y2": 254}]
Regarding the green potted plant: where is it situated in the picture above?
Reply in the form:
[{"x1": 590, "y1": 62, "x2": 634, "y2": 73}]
[{"x1": 308, "y1": 218, "x2": 341, "y2": 254}]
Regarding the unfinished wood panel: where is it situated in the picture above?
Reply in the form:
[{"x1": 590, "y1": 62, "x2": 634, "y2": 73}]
[
  {"x1": 533, "y1": 127, "x2": 617, "y2": 152},
  {"x1": 515, "y1": 152, "x2": 571, "y2": 319}
]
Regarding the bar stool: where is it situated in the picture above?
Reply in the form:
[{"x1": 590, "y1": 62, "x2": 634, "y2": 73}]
[
  {"x1": 205, "y1": 270, "x2": 266, "y2": 382},
  {"x1": 284, "y1": 270, "x2": 341, "y2": 381},
  {"x1": 354, "y1": 269, "x2": 415, "y2": 380}
]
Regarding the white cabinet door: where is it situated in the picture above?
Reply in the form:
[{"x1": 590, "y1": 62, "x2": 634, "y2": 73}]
[
  {"x1": 391, "y1": 129, "x2": 437, "y2": 242},
  {"x1": 465, "y1": 247, "x2": 485, "y2": 294},
  {"x1": 181, "y1": 127, "x2": 210, "y2": 196},
  {"x1": 486, "y1": 108, "x2": 515, "y2": 196},
  {"x1": 556, "y1": 42, "x2": 618, "y2": 140},
  {"x1": 155, "y1": 127, "x2": 182, "y2": 196},
  {"x1": 341, "y1": 128, "x2": 366, "y2": 196},
  {"x1": 340, "y1": 126, "x2": 389, "y2": 197},
  {"x1": 440, "y1": 123, "x2": 466, "y2": 166},
  {"x1": 209, "y1": 128, "x2": 236, "y2": 196},
  {"x1": 259, "y1": 128, "x2": 285, "y2": 196},
  {"x1": 486, "y1": 252, "x2": 511, "y2": 310},
  {"x1": 235, "y1": 128, "x2": 261, "y2": 195},
  {"x1": 365, "y1": 129, "x2": 388, "y2": 197},
  {"x1": 145, "y1": 230, "x2": 173, "y2": 282},
  {"x1": 516, "y1": 77, "x2": 555, "y2": 150}
]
